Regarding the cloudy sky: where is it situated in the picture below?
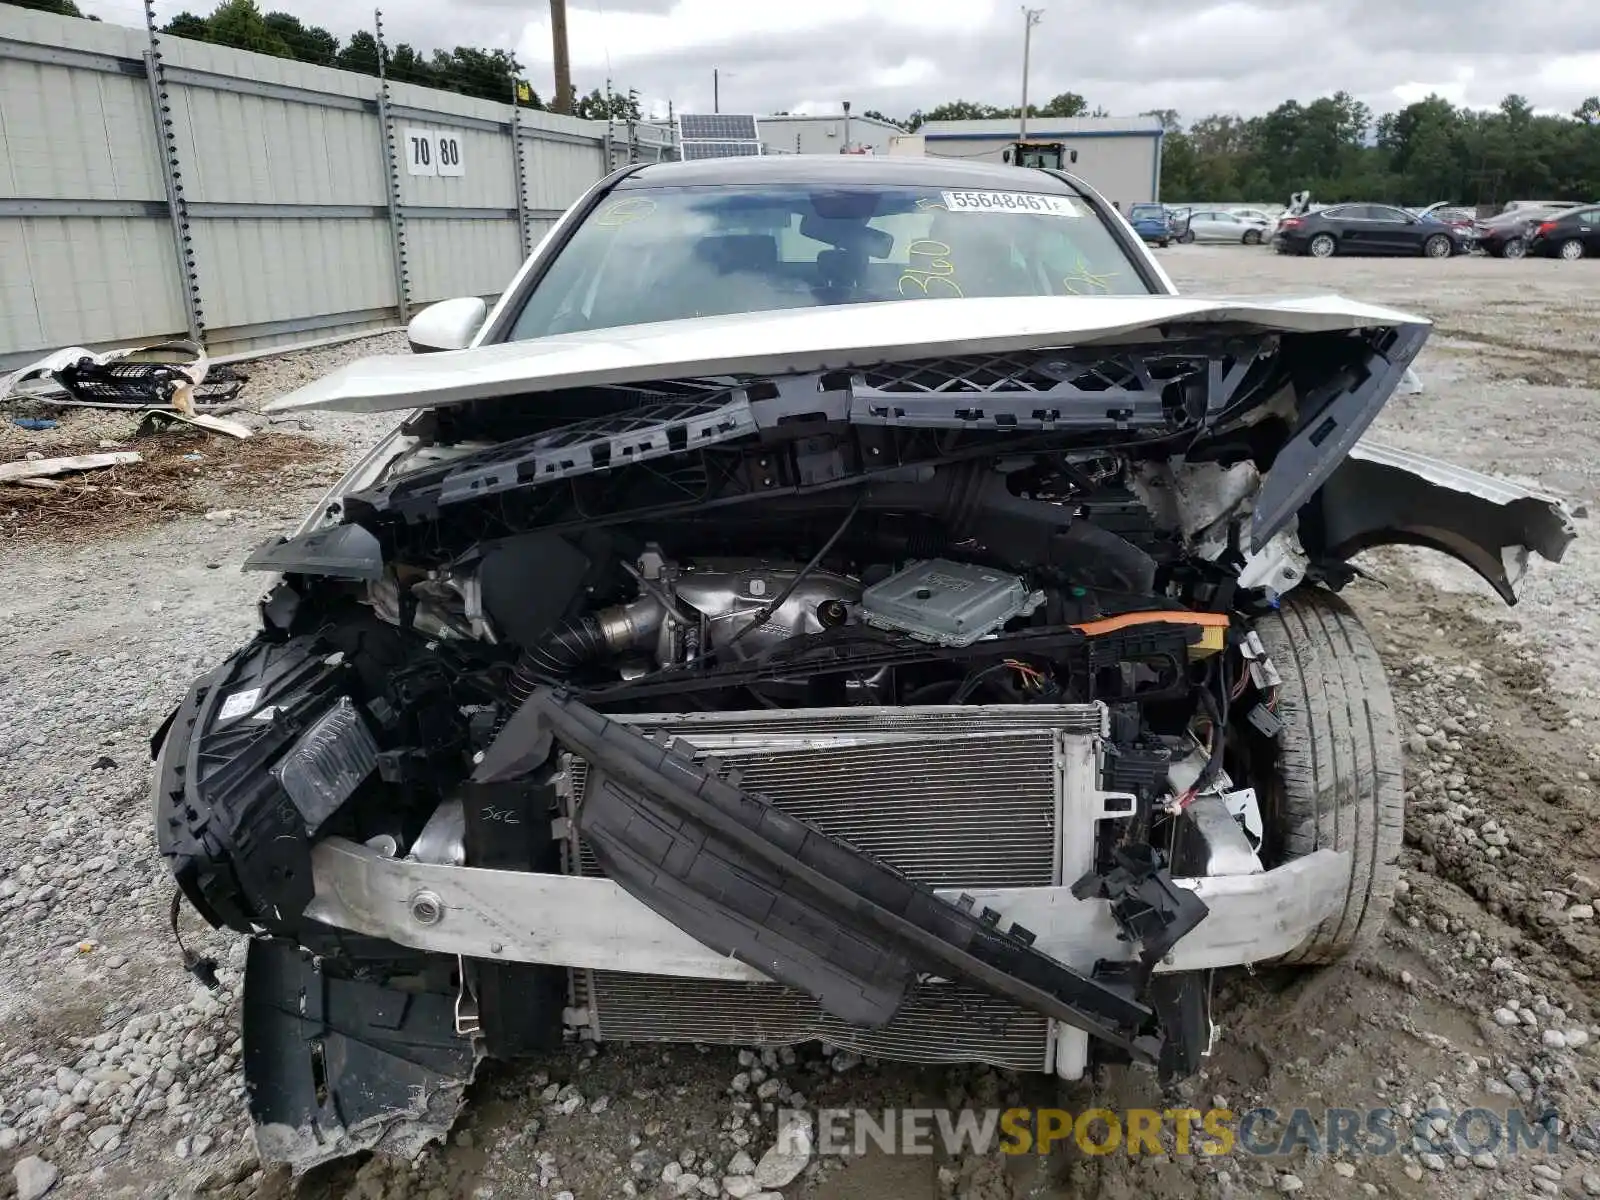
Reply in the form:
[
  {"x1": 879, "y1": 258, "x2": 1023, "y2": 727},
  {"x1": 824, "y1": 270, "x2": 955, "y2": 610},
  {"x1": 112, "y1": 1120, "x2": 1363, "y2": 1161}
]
[{"x1": 118, "y1": 0, "x2": 1600, "y2": 122}]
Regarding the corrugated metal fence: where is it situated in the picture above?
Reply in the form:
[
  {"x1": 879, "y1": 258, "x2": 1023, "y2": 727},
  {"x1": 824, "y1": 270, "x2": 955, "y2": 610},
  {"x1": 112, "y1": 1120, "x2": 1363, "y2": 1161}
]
[{"x1": 0, "y1": 7, "x2": 672, "y2": 366}]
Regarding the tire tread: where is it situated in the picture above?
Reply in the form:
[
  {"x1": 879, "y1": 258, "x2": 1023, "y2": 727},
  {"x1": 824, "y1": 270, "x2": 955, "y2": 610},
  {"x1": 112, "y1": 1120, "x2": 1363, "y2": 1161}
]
[{"x1": 1253, "y1": 589, "x2": 1403, "y2": 964}]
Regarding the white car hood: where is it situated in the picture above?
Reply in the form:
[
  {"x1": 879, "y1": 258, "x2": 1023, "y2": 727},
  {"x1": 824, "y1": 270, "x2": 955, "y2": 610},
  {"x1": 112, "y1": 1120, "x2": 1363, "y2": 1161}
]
[{"x1": 264, "y1": 294, "x2": 1429, "y2": 414}]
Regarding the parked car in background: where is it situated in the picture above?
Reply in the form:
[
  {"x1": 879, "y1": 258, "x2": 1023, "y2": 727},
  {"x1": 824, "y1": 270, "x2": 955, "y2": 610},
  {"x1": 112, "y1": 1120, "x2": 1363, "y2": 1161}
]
[
  {"x1": 1473, "y1": 205, "x2": 1576, "y2": 259},
  {"x1": 1127, "y1": 202, "x2": 1171, "y2": 247},
  {"x1": 1180, "y1": 209, "x2": 1271, "y2": 244},
  {"x1": 1433, "y1": 208, "x2": 1480, "y2": 251},
  {"x1": 1423, "y1": 206, "x2": 1478, "y2": 231},
  {"x1": 1528, "y1": 205, "x2": 1600, "y2": 260},
  {"x1": 1266, "y1": 193, "x2": 1320, "y2": 240},
  {"x1": 1503, "y1": 199, "x2": 1584, "y2": 214},
  {"x1": 1273, "y1": 204, "x2": 1469, "y2": 258},
  {"x1": 1407, "y1": 202, "x2": 1473, "y2": 224}
]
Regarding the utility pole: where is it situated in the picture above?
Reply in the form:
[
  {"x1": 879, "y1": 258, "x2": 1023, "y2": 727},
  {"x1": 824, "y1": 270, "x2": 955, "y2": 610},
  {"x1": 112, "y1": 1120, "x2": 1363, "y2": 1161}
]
[
  {"x1": 713, "y1": 68, "x2": 719, "y2": 113},
  {"x1": 549, "y1": 0, "x2": 572, "y2": 114},
  {"x1": 1019, "y1": 7, "x2": 1043, "y2": 141}
]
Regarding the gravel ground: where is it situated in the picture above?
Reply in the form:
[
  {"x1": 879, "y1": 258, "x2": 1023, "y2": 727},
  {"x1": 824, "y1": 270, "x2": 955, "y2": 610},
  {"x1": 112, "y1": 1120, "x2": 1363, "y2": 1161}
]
[{"x1": 2, "y1": 254, "x2": 1600, "y2": 1200}]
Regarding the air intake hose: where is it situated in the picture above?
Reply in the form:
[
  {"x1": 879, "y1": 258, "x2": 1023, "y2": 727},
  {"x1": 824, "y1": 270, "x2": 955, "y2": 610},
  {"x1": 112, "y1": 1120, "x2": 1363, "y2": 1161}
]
[
  {"x1": 508, "y1": 617, "x2": 609, "y2": 701},
  {"x1": 507, "y1": 594, "x2": 668, "y2": 701}
]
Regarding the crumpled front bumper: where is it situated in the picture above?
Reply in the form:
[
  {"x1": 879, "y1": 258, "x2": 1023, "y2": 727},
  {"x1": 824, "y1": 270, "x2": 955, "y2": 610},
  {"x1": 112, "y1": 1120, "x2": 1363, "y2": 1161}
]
[{"x1": 305, "y1": 835, "x2": 1349, "y2": 1079}]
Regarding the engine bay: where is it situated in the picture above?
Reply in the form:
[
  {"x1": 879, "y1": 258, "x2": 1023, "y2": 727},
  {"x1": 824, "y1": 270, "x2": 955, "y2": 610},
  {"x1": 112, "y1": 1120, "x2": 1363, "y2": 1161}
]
[
  {"x1": 158, "y1": 440, "x2": 1285, "y2": 995},
  {"x1": 146, "y1": 321, "x2": 1496, "y2": 1169}
]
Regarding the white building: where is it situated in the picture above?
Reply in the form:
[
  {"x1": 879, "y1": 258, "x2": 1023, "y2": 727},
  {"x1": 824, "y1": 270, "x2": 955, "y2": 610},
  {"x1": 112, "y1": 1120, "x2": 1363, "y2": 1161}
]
[
  {"x1": 916, "y1": 116, "x2": 1166, "y2": 206},
  {"x1": 756, "y1": 112, "x2": 906, "y2": 156}
]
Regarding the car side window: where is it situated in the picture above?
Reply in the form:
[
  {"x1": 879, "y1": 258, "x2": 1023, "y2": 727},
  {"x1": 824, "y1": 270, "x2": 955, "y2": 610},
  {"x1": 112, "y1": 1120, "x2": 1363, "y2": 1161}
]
[{"x1": 1370, "y1": 206, "x2": 1409, "y2": 222}]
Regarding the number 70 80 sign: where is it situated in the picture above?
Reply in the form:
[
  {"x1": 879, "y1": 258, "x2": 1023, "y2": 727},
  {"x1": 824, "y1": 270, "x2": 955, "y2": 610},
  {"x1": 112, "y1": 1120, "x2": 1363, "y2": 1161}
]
[{"x1": 403, "y1": 128, "x2": 465, "y2": 177}]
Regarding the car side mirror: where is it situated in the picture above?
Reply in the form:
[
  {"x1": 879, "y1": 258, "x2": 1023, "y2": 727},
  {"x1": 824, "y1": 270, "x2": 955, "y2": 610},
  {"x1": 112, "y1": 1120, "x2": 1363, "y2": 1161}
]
[
  {"x1": 407, "y1": 297, "x2": 488, "y2": 353},
  {"x1": 1002, "y1": 150, "x2": 1012, "y2": 163}
]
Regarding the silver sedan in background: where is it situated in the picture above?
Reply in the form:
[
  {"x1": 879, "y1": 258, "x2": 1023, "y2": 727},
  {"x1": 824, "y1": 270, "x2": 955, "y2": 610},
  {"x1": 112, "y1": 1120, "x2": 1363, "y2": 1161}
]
[{"x1": 1180, "y1": 209, "x2": 1272, "y2": 244}]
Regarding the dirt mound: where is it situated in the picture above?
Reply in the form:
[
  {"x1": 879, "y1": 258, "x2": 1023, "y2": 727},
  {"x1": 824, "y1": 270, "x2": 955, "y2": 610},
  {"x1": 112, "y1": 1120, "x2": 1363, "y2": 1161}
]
[{"x1": 0, "y1": 430, "x2": 334, "y2": 543}]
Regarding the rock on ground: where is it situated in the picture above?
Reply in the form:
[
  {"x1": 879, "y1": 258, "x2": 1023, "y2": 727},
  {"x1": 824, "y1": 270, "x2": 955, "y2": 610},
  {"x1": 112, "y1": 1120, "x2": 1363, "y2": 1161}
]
[{"x1": 13, "y1": 1156, "x2": 58, "y2": 1200}]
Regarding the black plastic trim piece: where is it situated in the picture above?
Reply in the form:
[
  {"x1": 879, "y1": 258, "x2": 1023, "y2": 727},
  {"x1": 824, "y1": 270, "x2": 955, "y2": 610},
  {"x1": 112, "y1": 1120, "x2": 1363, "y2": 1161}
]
[
  {"x1": 243, "y1": 940, "x2": 476, "y2": 1172},
  {"x1": 243, "y1": 524, "x2": 385, "y2": 579},
  {"x1": 1251, "y1": 323, "x2": 1429, "y2": 549},
  {"x1": 1071, "y1": 844, "x2": 1209, "y2": 994},
  {"x1": 153, "y1": 636, "x2": 350, "y2": 933}
]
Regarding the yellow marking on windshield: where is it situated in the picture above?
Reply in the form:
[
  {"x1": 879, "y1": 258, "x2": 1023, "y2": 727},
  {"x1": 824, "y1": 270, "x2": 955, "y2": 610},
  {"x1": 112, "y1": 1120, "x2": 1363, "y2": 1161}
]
[
  {"x1": 596, "y1": 197, "x2": 657, "y2": 227},
  {"x1": 899, "y1": 238, "x2": 964, "y2": 299},
  {"x1": 1062, "y1": 255, "x2": 1119, "y2": 295}
]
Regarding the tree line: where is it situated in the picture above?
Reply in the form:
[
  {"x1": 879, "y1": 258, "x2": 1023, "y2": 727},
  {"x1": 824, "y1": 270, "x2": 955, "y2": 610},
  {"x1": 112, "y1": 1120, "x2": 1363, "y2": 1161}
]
[
  {"x1": 1149, "y1": 91, "x2": 1600, "y2": 205},
  {"x1": 4, "y1": 0, "x2": 639, "y2": 115}
]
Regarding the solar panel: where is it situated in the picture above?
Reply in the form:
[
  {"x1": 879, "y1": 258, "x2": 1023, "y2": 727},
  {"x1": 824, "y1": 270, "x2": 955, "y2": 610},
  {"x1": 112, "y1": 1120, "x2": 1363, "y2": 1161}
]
[
  {"x1": 679, "y1": 140, "x2": 763, "y2": 160},
  {"x1": 679, "y1": 113, "x2": 759, "y2": 141}
]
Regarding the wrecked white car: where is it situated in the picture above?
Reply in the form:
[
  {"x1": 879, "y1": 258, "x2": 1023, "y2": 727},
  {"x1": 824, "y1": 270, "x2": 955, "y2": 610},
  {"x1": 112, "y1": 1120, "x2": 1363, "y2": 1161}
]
[{"x1": 151, "y1": 156, "x2": 1575, "y2": 1170}]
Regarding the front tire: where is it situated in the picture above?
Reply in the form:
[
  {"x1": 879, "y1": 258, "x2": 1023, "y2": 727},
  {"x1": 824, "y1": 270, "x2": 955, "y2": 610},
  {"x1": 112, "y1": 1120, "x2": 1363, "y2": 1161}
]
[
  {"x1": 1502, "y1": 237, "x2": 1526, "y2": 260},
  {"x1": 1243, "y1": 229, "x2": 1262, "y2": 246},
  {"x1": 1179, "y1": 230, "x2": 1196, "y2": 244},
  {"x1": 1307, "y1": 233, "x2": 1336, "y2": 258},
  {"x1": 1423, "y1": 234, "x2": 1452, "y2": 259},
  {"x1": 1251, "y1": 588, "x2": 1403, "y2": 965},
  {"x1": 1559, "y1": 238, "x2": 1585, "y2": 261}
]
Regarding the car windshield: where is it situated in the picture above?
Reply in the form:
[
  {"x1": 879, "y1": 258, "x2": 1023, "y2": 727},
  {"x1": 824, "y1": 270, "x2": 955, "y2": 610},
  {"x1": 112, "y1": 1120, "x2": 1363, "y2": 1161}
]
[
  {"x1": 1129, "y1": 205, "x2": 1163, "y2": 220},
  {"x1": 506, "y1": 182, "x2": 1152, "y2": 339}
]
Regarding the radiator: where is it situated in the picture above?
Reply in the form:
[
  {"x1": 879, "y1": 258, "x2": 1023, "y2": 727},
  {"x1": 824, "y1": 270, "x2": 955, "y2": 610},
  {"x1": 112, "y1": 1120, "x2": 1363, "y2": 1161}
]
[
  {"x1": 576, "y1": 972, "x2": 1053, "y2": 1071},
  {"x1": 561, "y1": 704, "x2": 1104, "y2": 1070}
]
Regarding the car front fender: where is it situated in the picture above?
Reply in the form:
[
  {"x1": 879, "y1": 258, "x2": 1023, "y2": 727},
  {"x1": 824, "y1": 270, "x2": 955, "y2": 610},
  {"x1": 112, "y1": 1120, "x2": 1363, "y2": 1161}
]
[{"x1": 1306, "y1": 441, "x2": 1578, "y2": 604}]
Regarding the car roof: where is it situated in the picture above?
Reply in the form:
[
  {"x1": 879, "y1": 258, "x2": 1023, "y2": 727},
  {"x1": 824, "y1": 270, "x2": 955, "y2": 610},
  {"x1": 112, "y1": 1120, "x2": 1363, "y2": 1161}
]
[{"x1": 615, "y1": 154, "x2": 1086, "y2": 194}]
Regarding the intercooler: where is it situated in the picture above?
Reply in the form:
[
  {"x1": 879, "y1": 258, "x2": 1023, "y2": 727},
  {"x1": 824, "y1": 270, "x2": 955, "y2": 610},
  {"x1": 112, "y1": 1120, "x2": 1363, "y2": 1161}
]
[{"x1": 561, "y1": 704, "x2": 1105, "y2": 1071}]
